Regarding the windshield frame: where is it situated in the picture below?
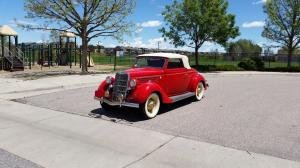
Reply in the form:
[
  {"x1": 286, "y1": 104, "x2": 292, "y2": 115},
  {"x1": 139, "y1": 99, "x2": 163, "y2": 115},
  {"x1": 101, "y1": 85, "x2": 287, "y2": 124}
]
[{"x1": 134, "y1": 56, "x2": 166, "y2": 69}]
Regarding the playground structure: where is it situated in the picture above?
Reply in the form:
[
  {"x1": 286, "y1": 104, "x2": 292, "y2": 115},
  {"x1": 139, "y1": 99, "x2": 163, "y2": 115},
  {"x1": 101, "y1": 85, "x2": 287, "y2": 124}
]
[
  {"x1": 20, "y1": 31, "x2": 79, "y2": 69},
  {"x1": 0, "y1": 25, "x2": 94, "y2": 71},
  {"x1": 0, "y1": 25, "x2": 24, "y2": 71}
]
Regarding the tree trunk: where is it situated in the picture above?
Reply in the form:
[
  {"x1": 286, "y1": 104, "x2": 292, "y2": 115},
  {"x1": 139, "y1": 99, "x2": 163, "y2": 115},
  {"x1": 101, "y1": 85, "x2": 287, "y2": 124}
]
[
  {"x1": 81, "y1": 33, "x2": 88, "y2": 74},
  {"x1": 287, "y1": 48, "x2": 293, "y2": 68},
  {"x1": 195, "y1": 46, "x2": 199, "y2": 66}
]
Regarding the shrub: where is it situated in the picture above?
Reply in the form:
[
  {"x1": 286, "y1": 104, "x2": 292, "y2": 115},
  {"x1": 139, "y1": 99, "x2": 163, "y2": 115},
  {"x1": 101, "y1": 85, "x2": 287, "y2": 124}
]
[
  {"x1": 264, "y1": 67, "x2": 300, "y2": 72},
  {"x1": 238, "y1": 57, "x2": 264, "y2": 70},
  {"x1": 192, "y1": 65, "x2": 242, "y2": 71}
]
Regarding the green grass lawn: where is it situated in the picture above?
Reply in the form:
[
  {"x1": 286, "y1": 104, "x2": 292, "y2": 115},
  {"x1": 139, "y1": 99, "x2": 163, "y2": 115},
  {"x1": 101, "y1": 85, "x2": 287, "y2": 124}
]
[
  {"x1": 89, "y1": 53, "x2": 300, "y2": 71},
  {"x1": 90, "y1": 53, "x2": 134, "y2": 66}
]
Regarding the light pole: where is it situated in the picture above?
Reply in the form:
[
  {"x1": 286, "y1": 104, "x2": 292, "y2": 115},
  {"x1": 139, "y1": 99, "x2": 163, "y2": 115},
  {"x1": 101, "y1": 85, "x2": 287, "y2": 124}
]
[
  {"x1": 157, "y1": 41, "x2": 160, "y2": 52},
  {"x1": 97, "y1": 41, "x2": 101, "y2": 53}
]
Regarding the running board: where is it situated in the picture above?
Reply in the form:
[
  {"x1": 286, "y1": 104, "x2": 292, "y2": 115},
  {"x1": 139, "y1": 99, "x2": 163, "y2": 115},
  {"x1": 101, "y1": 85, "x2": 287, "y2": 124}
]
[{"x1": 170, "y1": 92, "x2": 194, "y2": 102}]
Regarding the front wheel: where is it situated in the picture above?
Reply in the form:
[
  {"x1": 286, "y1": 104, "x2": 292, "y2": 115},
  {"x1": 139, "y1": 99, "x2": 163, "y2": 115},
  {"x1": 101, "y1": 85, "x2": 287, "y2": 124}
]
[
  {"x1": 195, "y1": 82, "x2": 205, "y2": 101},
  {"x1": 140, "y1": 93, "x2": 161, "y2": 119},
  {"x1": 100, "y1": 102, "x2": 111, "y2": 111}
]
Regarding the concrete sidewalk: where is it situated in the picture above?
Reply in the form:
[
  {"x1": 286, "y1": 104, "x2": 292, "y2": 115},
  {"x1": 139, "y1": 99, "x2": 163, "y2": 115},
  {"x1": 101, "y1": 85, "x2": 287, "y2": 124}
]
[
  {"x1": 0, "y1": 74, "x2": 110, "y2": 99},
  {"x1": 0, "y1": 99, "x2": 299, "y2": 168}
]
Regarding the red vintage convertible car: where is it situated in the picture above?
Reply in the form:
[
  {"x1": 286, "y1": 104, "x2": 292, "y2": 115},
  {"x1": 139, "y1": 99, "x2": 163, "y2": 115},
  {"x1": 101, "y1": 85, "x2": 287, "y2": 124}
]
[{"x1": 94, "y1": 53, "x2": 208, "y2": 119}]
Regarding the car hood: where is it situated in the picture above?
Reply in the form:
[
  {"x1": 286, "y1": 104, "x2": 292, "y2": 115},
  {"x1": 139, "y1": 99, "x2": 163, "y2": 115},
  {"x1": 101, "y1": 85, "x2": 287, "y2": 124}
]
[{"x1": 124, "y1": 68, "x2": 163, "y2": 78}]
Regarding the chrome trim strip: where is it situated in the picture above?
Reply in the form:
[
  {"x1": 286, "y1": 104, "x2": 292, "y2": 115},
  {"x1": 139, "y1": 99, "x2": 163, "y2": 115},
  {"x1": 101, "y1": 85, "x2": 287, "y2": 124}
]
[
  {"x1": 95, "y1": 96, "x2": 139, "y2": 108},
  {"x1": 170, "y1": 92, "x2": 194, "y2": 102},
  {"x1": 103, "y1": 98, "x2": 139, "y2": 108},
  {"x1": 165, "y1": 72, "x2": 187, "y2": 76},
  {"x1": 136, "y1": 75, "x2": 162, "y2": 79}
]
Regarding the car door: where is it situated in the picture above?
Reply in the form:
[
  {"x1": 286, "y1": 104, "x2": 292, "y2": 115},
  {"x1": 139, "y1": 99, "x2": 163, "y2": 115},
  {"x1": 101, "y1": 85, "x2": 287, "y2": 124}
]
[{"x1": 162, "y1": 58, "x2": 188, "y2": 96}]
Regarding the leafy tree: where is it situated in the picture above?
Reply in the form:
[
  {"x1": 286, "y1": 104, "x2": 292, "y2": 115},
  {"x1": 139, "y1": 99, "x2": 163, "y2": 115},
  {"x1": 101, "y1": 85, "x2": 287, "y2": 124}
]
[
  {"x1": 228, "y1": 39, "x2": 262, "y2": 58},
  {"x1": 160, "y1": 0, "x2": 239, "y2": 65},
  {"x1": 277, "y1": 47, "x2": 300, "y2": 54},
  {"x1": 49, "y1": 30, "x2": 60, "y2": 43},
  {"x1": 262, "y1": 0, "x2": 300, "y2": 67},
  {"x1": 23, "y1": 0, "x2": 135, "y2": 73}
]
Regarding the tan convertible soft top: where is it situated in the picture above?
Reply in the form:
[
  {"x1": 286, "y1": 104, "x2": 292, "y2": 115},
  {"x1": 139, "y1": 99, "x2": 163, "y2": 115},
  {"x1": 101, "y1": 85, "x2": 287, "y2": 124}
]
[{"x1": 137, "y1": 53, "x2": 191, "y2": 69}]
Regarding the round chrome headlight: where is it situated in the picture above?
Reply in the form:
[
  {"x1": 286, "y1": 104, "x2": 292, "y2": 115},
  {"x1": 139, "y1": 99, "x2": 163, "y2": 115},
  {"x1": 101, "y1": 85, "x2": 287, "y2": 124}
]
[
  {"x1": 106, "y1": 76, "x2": 112, "y2": 84},
  {"x1": 129, "y1": 79, "x2": 136, "y2": 88}
]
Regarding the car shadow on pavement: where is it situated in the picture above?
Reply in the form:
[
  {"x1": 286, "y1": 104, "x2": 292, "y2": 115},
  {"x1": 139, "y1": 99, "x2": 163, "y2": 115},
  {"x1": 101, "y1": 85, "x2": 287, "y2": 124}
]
[{"x1": 89, "y1": 97, "x2": 195, "y2": 123}]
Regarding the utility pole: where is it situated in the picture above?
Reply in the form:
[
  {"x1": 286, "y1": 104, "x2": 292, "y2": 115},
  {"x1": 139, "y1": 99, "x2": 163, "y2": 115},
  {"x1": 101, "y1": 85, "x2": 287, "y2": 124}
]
[{"x1": 157, "y1": 41, "x2": 160, "y2": 52}]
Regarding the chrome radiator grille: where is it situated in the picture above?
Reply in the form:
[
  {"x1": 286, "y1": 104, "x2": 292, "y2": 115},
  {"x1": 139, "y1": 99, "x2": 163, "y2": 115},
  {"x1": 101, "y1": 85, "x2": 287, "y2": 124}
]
[{"x1": 112, "y1": 72, "x2": 129, "y2": 101}]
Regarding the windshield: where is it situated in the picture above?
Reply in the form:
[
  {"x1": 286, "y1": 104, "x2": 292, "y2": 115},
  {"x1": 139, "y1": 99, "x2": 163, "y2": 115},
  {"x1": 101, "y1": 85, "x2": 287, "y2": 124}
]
[{"x1": 134, "y1": 57, "x2": 165, "y2": 68}]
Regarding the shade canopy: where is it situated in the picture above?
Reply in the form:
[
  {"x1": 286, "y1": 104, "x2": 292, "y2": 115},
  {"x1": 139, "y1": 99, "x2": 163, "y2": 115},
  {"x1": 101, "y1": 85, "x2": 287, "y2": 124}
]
[
  {"x1": 0, "y1": 25, "x2": 18, "y2": 36},
  {"x1": 60, "y1": 31, "x2": 76, "y2": 38}
]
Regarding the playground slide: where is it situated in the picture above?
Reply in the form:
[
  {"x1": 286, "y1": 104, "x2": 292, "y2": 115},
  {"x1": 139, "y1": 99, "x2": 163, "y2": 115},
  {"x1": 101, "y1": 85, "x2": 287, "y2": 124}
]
[{"x1": 87, "y1": 57, "x2": 94, "y2": 67}]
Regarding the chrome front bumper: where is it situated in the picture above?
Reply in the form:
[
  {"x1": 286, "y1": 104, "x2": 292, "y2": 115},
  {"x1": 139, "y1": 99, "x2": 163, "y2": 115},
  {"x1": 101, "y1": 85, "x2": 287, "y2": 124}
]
[{"x1": 94, "y1": 96, "x2": 139, "y2": 108}]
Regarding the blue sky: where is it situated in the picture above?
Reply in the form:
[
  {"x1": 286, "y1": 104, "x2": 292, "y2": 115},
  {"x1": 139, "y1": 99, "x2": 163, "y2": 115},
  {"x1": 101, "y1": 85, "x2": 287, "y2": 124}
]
[{"x1": 0, "y1": 0, "x2": 268, "y2": 52}]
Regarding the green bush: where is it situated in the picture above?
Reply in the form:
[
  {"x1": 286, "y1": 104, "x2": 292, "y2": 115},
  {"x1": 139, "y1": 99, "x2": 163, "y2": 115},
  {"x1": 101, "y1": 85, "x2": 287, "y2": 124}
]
[
  {"x1": 192, "y1": 65, "x2": 242, "y2": 71},
  {"x1": 264, "y1": 67, "x2": 300, "y2": 72},
  {"x1": 238, "y1": 57, "x2": 264, "y2": 70}
]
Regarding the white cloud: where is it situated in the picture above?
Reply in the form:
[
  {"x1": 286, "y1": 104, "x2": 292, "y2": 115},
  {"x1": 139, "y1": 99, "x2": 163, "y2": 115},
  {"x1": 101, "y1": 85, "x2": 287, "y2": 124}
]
[
  {"x1": 252, "y1": 0, "x2": 267, "y2": 5},
  {"x1": 123, "y1": 37, "x2": 145, "y2": 48},
  {"x1": 135, "y1": 27, "x2": 143, "y2": 33},
  {"x1": 242, "y1": 21, "x2": 265, "y2": 28},
  {"x1": 140, "y1": 20, "x2": 162, "y2": 28},
  {"x1": 122, "y1": 37, "x2": 170, "y2": 49},
  {"x1": 135, "y1": 20, "x2": 162, "y2": 33},
  {"x1": 200, "y1": 42, "x2": 225, "y2": 52},
  {"x1": 121, "y1": 37, "x2": 224, "y2": 52}
]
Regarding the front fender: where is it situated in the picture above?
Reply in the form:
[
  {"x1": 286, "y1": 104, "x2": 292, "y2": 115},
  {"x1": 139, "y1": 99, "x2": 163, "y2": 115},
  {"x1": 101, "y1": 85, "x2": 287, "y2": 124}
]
[
  {"x1": 95, "y1": 80, "x2": 108, "y2": 98},
  {"x1": 128, "y1": 82, "x2": 172, "y2": 104}
]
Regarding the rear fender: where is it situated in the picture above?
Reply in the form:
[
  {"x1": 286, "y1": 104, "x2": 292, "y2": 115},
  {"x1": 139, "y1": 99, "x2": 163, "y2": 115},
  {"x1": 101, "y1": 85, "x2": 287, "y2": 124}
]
[{"x1": 189, "y1": 73, "x2": 206, "y2": 92}]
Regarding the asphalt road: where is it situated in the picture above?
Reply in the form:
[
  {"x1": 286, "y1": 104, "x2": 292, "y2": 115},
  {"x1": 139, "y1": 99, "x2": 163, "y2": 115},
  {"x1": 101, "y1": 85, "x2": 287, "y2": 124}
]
[
  {"x1": 0, "y1": 148, "x2": 43, "y2": 168},
  {"x1": 17, "y1": 74, "x2": 300, "y2": 162}
]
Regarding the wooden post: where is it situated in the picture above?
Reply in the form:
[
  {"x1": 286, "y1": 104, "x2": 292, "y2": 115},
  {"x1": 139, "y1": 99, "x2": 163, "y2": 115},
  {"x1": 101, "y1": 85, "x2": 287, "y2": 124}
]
[
  {"x1": 74, "y1": 37, "x2": 77, "y2": 66},
  {"x1": 1, "y1": 35, "x2": 4, "y2": 70},
  {"x1": 59, "y1": 36, "x2": 62, "y2": 66},
  {"x1": 8, "y1": 36, "x2": 11, "y2": 55},
  {"x1": 29, "y1": 46, "x2": 32, "y2": 69},
  {"x1": 15, "y1": 36, "x2": 18, "y2": 59},
  {"x1": 114, "y1": 50, "x2": 117, "y2": 71},
  {"x1": 9, "y1": 36, "x2": 13, "y2": 70},
  {"x1": 88, "y1": 50, "x2": 91, "y2": 67},
  {"x1": 79, "y1": 48, "x2": 82, "y2": 68},
  {"x1": 48, "y1": 44, "x2": 51, "y2": 68},
  {"x1": 66, "y1": 37, "x2": 71, "y2": 68},
  {"x1": 55, "y1": 44, "x2": 58, "y2": 66},
  {"x1": 32, "y1": 45, "x2": 35, "y2": 66},
  {"x1": 69, "y1": 38, "x2": 72, "y2": 68}
]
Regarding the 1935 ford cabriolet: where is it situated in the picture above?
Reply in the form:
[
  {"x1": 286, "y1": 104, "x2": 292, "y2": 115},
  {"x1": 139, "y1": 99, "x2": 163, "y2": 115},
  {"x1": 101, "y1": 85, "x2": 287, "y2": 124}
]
[{"x1": 94, "y1": 53, "x2": 208, "y2": 119}]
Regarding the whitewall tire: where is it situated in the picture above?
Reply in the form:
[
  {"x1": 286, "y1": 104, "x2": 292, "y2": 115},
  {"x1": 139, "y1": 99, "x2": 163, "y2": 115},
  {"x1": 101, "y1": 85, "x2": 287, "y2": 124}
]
[
  {"x1": 141, "y1": 93, "x2": 160, "y2": 119},
  {"x1": 195, "y1": 82, "x2": 205, "y2": 101}
]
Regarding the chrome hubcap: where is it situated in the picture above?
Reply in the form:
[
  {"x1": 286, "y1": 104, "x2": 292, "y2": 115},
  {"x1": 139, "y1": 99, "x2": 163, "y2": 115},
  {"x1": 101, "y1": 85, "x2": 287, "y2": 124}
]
[
  {"x1": 196, "y1": 84, "x2": 203, "y2": 97},
  {"x1": 147, "y1": 98, "x2": 156, "y2": 113}
]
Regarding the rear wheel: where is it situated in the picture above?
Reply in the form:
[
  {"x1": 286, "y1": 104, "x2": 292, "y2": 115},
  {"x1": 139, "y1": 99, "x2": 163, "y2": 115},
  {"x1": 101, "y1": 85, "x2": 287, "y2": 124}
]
[
  {"x1": 195, "y1": 82, "x2": 205, "y2": 101},
  {"x1": 141, "y1": 93, "x2": 161, "y2": 119}
]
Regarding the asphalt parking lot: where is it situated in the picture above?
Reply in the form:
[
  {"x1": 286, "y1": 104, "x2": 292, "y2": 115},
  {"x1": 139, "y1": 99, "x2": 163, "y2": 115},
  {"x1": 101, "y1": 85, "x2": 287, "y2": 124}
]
[{"x1": 16, "y1": 74, "x2": 300, "y2": 162}]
